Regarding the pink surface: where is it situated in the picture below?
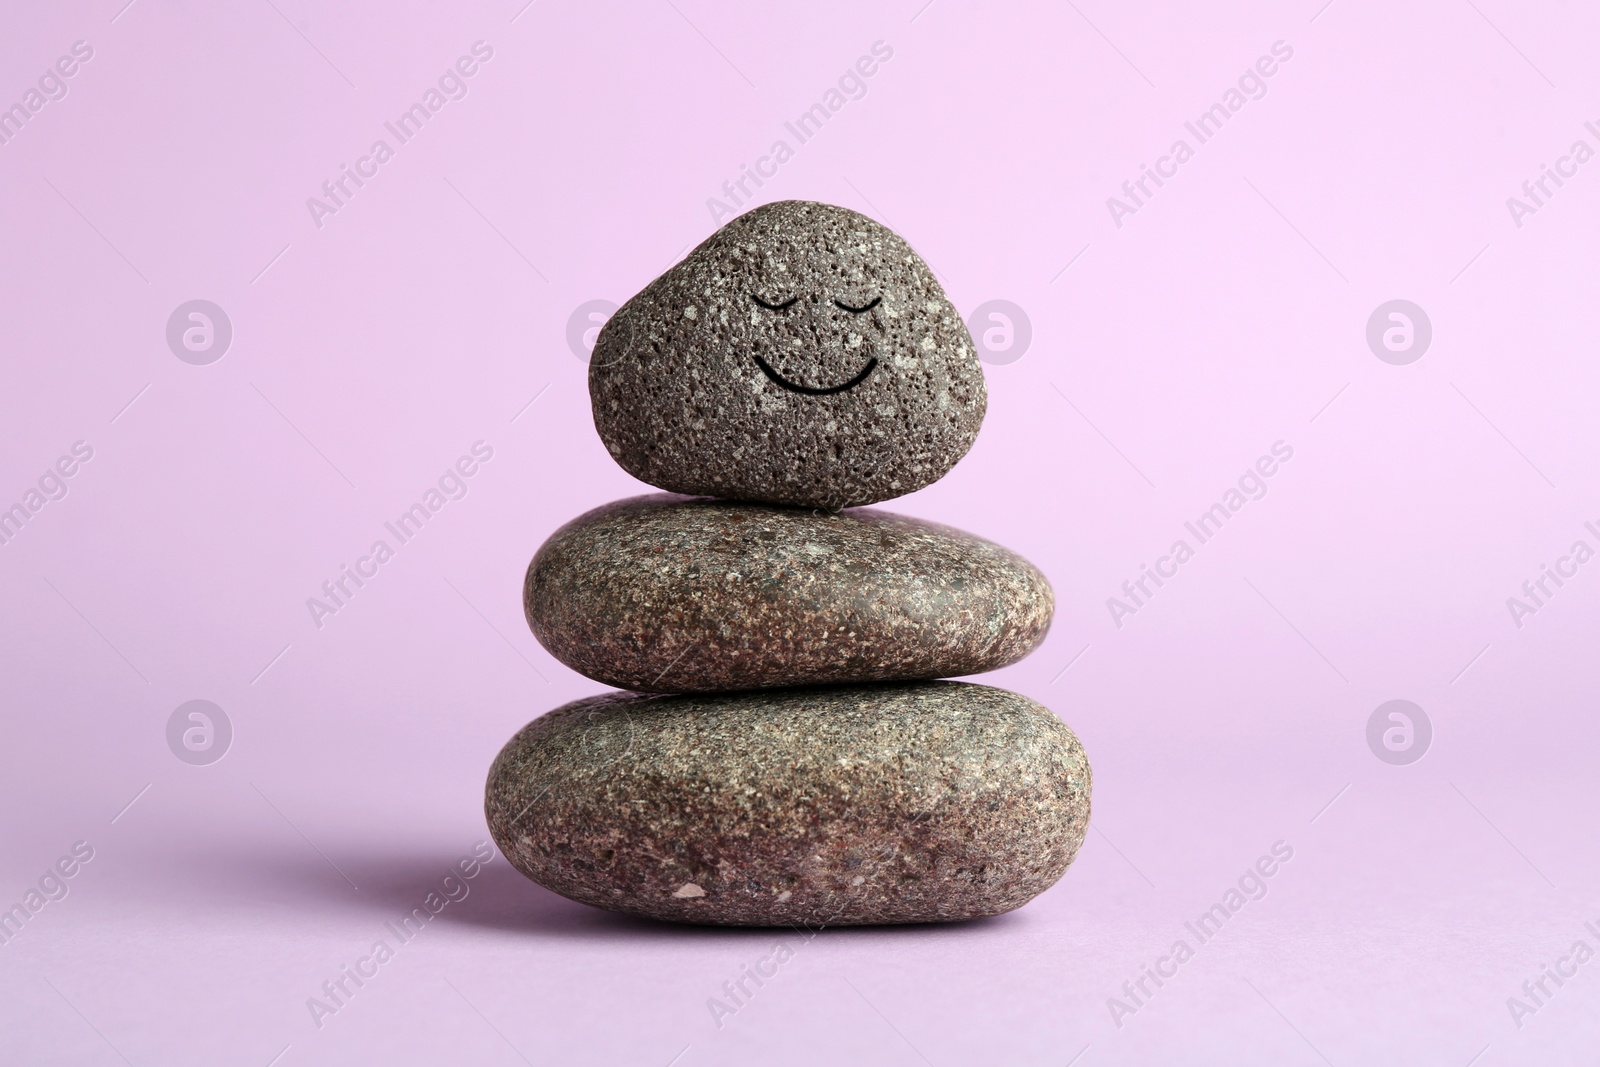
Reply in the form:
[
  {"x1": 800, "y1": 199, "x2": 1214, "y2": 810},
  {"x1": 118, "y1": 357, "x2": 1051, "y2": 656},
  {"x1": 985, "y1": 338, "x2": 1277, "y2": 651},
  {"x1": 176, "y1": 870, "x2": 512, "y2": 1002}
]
[{"x1": 3, "y1": 1, "x2": 1598, "y2": 1063}]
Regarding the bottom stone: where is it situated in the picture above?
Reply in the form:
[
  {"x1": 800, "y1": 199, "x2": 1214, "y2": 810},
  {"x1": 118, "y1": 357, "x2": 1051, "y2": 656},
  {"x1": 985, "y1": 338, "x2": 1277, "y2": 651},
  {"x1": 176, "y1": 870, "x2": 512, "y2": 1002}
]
[{"x1": 484, "y1": 682, "x2": 1092, "y2": 926}]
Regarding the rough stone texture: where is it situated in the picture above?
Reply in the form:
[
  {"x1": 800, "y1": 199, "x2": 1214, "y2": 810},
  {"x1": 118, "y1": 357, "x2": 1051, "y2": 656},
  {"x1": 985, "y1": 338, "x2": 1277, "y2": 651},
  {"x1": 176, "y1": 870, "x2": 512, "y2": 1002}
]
[
  {"x1": 525, "y1": 494, "x2": 1053, "y2": 693},
  {"x1": 485, "y1": 682, "x2": 1091, "y2": 926},
  {"x1": 590, "y1": 200, "x2": 987, "y2": 510}
]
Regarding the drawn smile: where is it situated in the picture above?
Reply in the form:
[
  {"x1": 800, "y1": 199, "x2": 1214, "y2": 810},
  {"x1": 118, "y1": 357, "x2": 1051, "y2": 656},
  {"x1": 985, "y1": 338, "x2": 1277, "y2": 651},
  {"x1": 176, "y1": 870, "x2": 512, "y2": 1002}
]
[{"x1": 752, "y1": 354, "x2": 878, "y2": 396}]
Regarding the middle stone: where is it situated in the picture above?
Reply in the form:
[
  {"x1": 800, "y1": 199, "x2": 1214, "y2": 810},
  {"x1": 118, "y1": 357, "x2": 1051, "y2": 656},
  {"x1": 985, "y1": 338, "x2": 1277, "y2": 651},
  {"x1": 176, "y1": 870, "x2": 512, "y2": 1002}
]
[{"x1": 525, "y1": 494, "x2": 1053, "y2": 693}]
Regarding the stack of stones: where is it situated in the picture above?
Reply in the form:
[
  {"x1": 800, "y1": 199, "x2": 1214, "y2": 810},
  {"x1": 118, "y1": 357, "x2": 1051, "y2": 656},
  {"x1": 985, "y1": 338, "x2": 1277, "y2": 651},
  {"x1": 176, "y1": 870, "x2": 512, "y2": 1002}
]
[{"x1": 485, "y1": 201, "x2": 1091, "y2": 926}]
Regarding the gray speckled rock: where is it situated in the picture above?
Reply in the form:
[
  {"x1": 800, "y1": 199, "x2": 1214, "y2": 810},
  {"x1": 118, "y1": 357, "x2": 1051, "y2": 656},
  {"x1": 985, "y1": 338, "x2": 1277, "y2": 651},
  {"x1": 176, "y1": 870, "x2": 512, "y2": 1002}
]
[
  {"x1": 590, "y1": 200, "x2": 986, "y2": 510},
  {"x1": 525, "y1": 494, "x2": 1053, "y2": 693},
  {"x1": 485, "y1": 682, "x2": 1091, "y2": 926}
]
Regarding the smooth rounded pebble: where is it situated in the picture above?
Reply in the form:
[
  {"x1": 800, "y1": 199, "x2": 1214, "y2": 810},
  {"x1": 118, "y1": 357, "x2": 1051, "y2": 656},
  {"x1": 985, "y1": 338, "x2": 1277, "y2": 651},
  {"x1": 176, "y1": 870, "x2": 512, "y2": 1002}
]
[
  {"x1": 484, "y1": 682, "x2": 1091, "y2": 926},
  {"x1": 589, "y1": 200, "x2": 987, "y2": 510},
  {"x1": 524, "y1": 494, "x2": 1053, "y2": 693}
]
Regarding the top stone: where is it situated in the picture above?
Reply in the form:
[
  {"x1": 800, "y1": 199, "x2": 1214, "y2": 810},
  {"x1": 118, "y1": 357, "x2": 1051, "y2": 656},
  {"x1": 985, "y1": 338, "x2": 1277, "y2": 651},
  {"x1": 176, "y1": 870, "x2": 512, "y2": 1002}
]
[{"x1": 590, "y1": 200, "x2": 987, "y2": 510}]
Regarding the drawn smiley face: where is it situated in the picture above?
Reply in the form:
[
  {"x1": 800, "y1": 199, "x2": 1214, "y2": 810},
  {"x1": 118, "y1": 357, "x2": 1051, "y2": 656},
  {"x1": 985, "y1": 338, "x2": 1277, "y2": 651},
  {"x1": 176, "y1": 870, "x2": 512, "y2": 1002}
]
[
  {"x1": 747, "y1": 292, "x2": 882, "y2": 395},
  {"x1": 590, "y1": 200, "x2": 986, "y2": 509}
]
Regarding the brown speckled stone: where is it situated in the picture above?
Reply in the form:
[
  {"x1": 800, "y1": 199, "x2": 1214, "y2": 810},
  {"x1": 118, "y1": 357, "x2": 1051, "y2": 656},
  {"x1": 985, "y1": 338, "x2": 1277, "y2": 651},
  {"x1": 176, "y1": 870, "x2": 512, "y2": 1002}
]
[
  {"x1": 589, "y1": 200, "x2": 986, "y2": 510},
  {"x1": 524, "y1": 494, "x2": 1054, "y2": 693},
  {"x1": 484, "y1": 682, "x2": 1091, "y2": 926}
]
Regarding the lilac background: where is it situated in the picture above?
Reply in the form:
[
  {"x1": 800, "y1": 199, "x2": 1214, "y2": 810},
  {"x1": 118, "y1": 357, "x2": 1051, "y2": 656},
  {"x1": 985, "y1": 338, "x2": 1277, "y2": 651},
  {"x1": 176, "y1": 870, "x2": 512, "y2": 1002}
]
[{"x1": 3, "y1": 0, "x2": 1598, "y2": 1063}]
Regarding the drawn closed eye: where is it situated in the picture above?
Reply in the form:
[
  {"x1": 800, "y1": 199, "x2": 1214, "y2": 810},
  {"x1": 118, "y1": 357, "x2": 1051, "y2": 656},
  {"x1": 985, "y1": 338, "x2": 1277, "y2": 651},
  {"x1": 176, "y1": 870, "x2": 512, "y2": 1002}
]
[
  {"x1": 833, "y1": 296, "x2": 882, "y2": 314},
  {"x1": 751, "y1": 294, "x2": 798, "y2": 311}
]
